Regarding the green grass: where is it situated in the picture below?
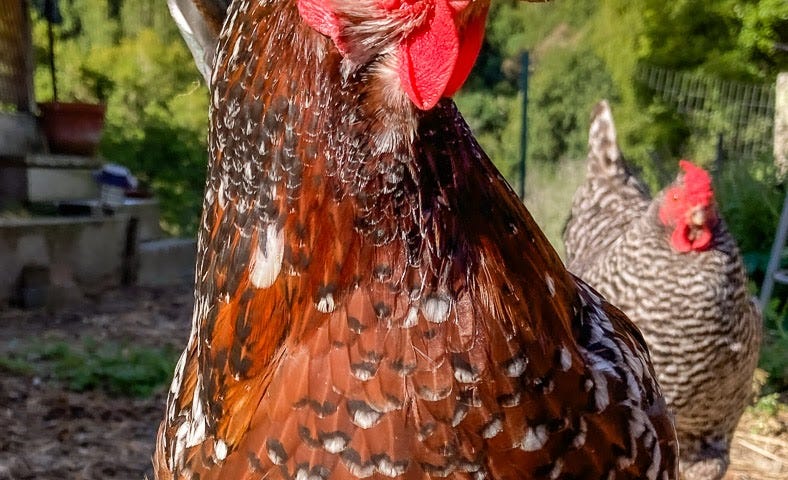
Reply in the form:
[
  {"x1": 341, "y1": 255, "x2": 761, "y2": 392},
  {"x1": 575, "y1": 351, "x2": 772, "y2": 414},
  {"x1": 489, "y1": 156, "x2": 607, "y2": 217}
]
[
  {"x1": 522, "y1": 156, "x2": 586, "y2": 260},
  {"x1": 0, "y1": 339, "x2": 179, "y2": 398},
  {"x1": 750, "y1": 392, "x2": 784, "y2": 417},
  {"x1": 0, "y1": 355, "x2": 37, "y2": 376},
  {"x1": 743, "y1": 392, "x2": 787, "y2": 436}
]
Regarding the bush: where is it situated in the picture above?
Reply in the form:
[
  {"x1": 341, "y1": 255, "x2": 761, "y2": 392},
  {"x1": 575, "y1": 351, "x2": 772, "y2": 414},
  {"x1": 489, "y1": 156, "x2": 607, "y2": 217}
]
[
  {"x1": 715, "y1": 156, "x2": 784, "y2": 266},
  {"x1": 529, "y1": 47, "x2": 618, "y2": 165},
  {"x1": 760, "y1": 300, "x2": 788, "y2": 393}
]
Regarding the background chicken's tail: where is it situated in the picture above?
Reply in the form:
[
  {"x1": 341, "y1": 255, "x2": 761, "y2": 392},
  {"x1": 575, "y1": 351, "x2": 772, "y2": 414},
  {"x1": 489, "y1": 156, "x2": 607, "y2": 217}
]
[{"x1": 586, "y1": 100, "x2": 625, "y2": 178}]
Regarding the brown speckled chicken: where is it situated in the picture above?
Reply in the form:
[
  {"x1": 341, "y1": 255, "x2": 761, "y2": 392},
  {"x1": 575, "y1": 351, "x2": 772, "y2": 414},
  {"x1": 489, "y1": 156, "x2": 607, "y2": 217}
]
[
  {"x1": 564, "y1": 101, "x2": 762, "y2": 480},
  {"x1": 155, "y1": 3, "x2": 678, "y2": 479}
]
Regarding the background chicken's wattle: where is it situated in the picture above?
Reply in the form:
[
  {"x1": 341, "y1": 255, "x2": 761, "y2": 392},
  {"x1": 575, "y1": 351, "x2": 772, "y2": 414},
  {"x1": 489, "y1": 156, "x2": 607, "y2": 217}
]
[{"x1": 155, "y1": 2, "x2": 678, "y2": 478}]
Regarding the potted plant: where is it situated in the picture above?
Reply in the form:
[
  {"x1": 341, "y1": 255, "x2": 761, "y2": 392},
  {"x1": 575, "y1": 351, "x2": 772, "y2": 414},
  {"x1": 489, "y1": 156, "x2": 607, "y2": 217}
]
[{"x1": 35, "y1": 0, "x2": 109, "y2": 156}]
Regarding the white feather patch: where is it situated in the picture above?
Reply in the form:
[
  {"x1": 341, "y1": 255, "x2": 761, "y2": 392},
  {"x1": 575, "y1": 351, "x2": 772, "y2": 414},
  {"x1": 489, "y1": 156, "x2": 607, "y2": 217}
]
[
  {"x1": 317, "y1": 293, "x2": 336, "y2": 313},
  {"x1": 321, "y1": 433, "x2": 349, "y2": 454},
  {"x1": 481, "y1": 418, "x2": 503, "y2": 439},
  {"x1": 421, "y1": 294, "x2": 451, "y2": 324},
  {"x1": 559, "y1": 346, "x2": 572, "y2": 371},
  {"x1": 401, "y1": 305, "x2": 419, "y2": 328},
  {"x1": 376, "y1": 456, "x2": 407, "y2": 477},
  {"x1": 545, "y1": 273, "x2": 556, "y2": 297},
  {"x1": 250, "y1": 224, "x2": 284, "y2": 289},
  {"x1": 185, "y1": 376, "x2": 208, "y2": 447},
  {"x1": 520, "y1": 425, "x2": 549, "y2": 452},
  {"x1": 215, "y1": 439, "x2": 228, "y2": 461}
]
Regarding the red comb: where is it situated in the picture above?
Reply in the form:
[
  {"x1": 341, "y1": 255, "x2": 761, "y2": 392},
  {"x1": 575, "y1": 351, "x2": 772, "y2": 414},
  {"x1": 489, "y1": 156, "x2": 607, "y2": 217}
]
[{"x1": 679, "y1": 160, "x2": 714, "y2": 206}]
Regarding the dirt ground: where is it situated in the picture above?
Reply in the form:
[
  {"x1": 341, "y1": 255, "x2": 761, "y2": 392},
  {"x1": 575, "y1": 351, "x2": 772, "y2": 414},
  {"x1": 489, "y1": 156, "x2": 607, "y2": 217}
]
[
  {"x1": 0, "y1": 285, "x2": 785, "y2": 479},
  {"x1": 0, "y1": 286, "x2": 192, "y2": 480}
]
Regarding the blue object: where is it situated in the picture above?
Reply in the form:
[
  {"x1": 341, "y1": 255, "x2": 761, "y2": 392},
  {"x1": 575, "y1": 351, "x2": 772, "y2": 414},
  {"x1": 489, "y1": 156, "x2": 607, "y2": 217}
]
[{"x1": 93, "y1": 164, "x2": 138, "y2": 189}]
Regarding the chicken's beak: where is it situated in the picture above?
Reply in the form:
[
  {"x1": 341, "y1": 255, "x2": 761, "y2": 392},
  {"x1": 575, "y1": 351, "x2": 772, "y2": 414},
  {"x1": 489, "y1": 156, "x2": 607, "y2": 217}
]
[{"x1": 689, "y1": 206, "x2": 706, "y2": 227}]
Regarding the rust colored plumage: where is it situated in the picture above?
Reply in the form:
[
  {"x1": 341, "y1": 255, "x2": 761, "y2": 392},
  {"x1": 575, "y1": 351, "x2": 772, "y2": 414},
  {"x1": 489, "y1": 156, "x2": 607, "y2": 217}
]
[{"x1": 155, "y1": 2, "x2": 678, "y2": 479}]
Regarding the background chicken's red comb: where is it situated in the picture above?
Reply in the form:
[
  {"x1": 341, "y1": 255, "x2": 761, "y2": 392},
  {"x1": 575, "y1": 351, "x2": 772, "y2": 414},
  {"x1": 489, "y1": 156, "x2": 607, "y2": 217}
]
[{"x1": 679, "y1": 159, "x2": 714, "y2": 206}]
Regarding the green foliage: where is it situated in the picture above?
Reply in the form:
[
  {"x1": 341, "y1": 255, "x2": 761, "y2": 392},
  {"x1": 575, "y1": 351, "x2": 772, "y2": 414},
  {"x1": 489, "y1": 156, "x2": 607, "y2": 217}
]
[
  {"x1": 457, "y1": 0, "x2": 608, "y2": 179},
  {"x1": 455, "y1": 89, "x2": 521, "y2": 179},
  {"x1": 522, "y1": 157, "x2": 587, "y2": 258},
  {"x1": 91, "y1": 27, "x2": 209, "y2": 235},
  {"x1": 31, "y1": 0, "x2": 208, "y2": 236},
  {"x1": 715, "y1": 155, "x2": 783, "y2": 256},
  {"x1": 528, "y1": 47, "x2": 618, "y2": 164},
  {"x1": 0, "y1": 339, "x2": 179, "y2": 398},
  {"x1": 40, "y1": 340, "x2": 178, "y2": 397},
  {"x1": 734, "y1": 0, "x2": 788, "y2": 75},
  {"x1": 0, "y1": 354, "x2": 36, "y2": 376},
  {"x1": 759, "y1": 299, "x2": 788, "y2": 393},
  {"x1": 749, "y1": 392, "x2": 784, "y2": 417},
  {"x1": 587, "y1": 0, "x2": 787, "y2": 177}
]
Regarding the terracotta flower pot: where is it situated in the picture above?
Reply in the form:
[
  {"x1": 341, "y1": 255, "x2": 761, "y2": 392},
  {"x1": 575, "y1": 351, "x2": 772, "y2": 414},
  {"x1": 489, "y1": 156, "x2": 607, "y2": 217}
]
[{"x1": 38, "y1": 101, "x2": 106, "y2": 156}]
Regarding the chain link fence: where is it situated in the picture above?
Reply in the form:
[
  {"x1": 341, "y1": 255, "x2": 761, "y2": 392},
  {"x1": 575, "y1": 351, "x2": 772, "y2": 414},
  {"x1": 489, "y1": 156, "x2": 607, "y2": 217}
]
[{"x1": 636, "y1": 64, "x2": 776, "y2": 162}]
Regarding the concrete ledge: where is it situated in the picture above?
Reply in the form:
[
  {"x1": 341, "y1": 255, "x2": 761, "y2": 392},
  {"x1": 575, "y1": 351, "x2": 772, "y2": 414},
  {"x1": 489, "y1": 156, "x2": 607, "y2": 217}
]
[
  {"x1": 0, "y1": 165, "x2": 99, "y2": 203},
  {"x1": 24, "y1": 153, "x2": 103, "y2": 169},
  {"x1": 27, "y1": 167, "x2": 99, "y2": 202},
  {"x1": 0, "y1": 153, "x2": 102, "y2": 205},
  {"x1": 136, "y1": 238, "x2": 196, "y2": 287},
  {"x1": 0, "y1": 215, "x2": 132, "y2": 306},
  {"x1": 58, "y1": 198, "x2": 162, "y2": 242}
]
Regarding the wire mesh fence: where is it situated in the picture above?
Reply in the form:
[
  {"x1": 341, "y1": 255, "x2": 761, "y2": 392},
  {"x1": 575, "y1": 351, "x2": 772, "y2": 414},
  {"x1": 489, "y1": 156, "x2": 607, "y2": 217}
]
[{"x1": 636, "y1": 64, "x2": 776, "y2": 162}]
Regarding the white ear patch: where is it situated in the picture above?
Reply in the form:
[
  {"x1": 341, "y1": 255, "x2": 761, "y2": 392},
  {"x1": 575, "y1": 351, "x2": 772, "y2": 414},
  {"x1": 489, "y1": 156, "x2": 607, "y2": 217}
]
[{"x1": 250, "y1": 224, "x2": 285, "y2": 289}]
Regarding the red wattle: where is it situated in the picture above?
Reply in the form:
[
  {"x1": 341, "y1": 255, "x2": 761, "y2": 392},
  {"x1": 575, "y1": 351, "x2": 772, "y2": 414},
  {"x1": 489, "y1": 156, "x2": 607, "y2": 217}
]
[
  {"x1": 670, "y1": 224, "x2": 693, "y2": 253},
  {"x1": 670, "y1": 222, "x2": 712, "y2": 253},
  {"x1": 443, "y1": 4, "x2": 489, "y2": 98},
  {"x1": 398, "y1": 0, "x2": 459, "y2": 110},
  {"x1": 690, "y1": 227, "x2": 713, "y2": 251}
]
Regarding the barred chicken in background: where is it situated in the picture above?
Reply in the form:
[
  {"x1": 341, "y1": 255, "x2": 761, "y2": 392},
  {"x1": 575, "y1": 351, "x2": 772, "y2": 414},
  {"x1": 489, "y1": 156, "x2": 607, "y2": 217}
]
[
  {"x1": 563, "y1": 100, "x2": 762, "y2": 480},
  {"x1": 155, "y1": 2, "x2": 678, "y2": 478}
]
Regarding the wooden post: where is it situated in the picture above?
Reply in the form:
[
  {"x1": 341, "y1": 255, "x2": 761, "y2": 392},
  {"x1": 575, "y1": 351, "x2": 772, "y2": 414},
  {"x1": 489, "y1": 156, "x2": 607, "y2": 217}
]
[
  {"x1": 21, "y1": 0, "x2": 36, "y2": 112},
  {"x1": 0, "y1": 0, "x2": 36, "y2": 112},
  {"x1": 760, "y1": 73, "x2": 788, "y2": 309},
  {"x1": 776, "y1": 73, "x2": 787, "y2": 180}
]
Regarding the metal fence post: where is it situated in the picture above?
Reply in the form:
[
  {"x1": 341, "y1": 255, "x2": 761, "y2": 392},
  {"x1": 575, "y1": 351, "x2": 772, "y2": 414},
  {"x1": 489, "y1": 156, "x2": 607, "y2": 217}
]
[
  {"x1": 519, "y1": 51, "x2": 529, "y2": 200},
  {"x1": 760, "y1": 73, "x2": 788, "y2": 310}
]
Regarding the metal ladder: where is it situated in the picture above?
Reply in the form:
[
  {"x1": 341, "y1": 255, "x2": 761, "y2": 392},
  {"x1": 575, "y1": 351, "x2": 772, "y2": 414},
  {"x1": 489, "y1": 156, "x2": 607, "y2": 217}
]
[{"x1": 759, "y1": 192, "x2": 788, "y2": 310}]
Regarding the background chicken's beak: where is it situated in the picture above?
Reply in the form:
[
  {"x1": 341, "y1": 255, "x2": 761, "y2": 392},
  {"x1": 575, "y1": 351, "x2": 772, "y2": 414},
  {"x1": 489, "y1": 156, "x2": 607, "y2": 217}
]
[{"x1": 690, "y1": 206, "x2": 705, "y2": 227}]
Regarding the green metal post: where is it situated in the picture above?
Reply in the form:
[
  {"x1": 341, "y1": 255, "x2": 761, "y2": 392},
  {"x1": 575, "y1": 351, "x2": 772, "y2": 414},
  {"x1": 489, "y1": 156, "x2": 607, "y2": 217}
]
[{"x1": 519, "y1": 51, "x2": 529, "y2": 200}]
